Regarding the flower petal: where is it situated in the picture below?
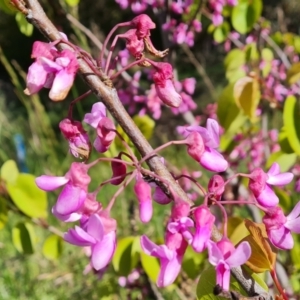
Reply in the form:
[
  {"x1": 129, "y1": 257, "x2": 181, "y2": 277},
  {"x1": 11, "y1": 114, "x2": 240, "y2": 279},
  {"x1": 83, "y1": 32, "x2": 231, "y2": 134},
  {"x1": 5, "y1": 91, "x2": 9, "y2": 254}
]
[
  {"x1": 226, "y1": 241, "x2": 251, "y2": 267},
  {"x1": 83, "y1": 102, "x2": 107, "y2": 128},
  {"x1": 256, "y1": 184, "x2": 279, "y2": 207},
  {"x1": 140, "y1": 235, "x2": 173, "y2": 260},
  {"x1": 64, "y1": 226, "x2": 96, "y2": 246},
  {"x1": 267, "y1": 226, "x2": 294, "y2": 250},
  {"x1": 207, "y1": 241, "x2": 223, "y2": 266},
  {"x1": 285, "y1": 217, "x2": 300, "y2": 233},
  {"x1": 216, "y1": 262, "x2": 231, "y2": 291},
  {"x1": 87, "y1": 214, "x2": 104, "y2": 241},
  {"x1": 192, "y1": 225, "x2": 211, "y2": 253},
  {"x1": 287, "y1": 201, "x2": 300, "y2": 221},
  {"x1": 91, "y1": 231, "x2": 116, "y2": 270},
  {"x1": 52, "y1": 205, "x2": 82, "y2": 222},
  {"x1": 267, "y1": 163, "x2": 280, "y2": 176},
  {"x1": 35, "y1": 175, "x2": 69, "y2": 191},
  {"x1": 157, "y1": 255, "x2": 182, "y2": 287},
  {"x1": 206, "y1": 118, "x2": 220, "y2": 148},
  {"x1": 199, "y1": 147, "x2": 228, "y2": 172},
  {"x1": 267, "y1": 172, "x2": 294, "y2": 186},
  {"x1": 49, "y1": 69, "x2": 75, "y2": 101},
  {"x1": 55, "y1": 184, "x2": 86, "y2": 215},
  {"x1": 25, "y1": 62, "x2": 48, "y2": 95}
]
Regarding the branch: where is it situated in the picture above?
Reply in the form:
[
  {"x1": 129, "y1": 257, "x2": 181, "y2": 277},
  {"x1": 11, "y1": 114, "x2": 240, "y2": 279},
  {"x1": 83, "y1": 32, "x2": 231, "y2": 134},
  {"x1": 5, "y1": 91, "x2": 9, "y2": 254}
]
[{"x1": 13, "y1": 1, "x2": 273, "y2": 298}]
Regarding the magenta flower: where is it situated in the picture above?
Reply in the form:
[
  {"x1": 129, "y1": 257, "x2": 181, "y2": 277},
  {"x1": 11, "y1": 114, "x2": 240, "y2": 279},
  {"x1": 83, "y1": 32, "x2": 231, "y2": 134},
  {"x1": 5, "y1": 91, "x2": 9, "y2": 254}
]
[
  {"x1": 118, "y1": 29, "x2": 145, "y2": 59},
  {"x1": 59, "y1": 118, "x2": 91, "y2": 159},
  {"x1": 64, "y1": 214, "x2": 116, "y2": 270},
  {"x1": 94, "y1": 117, "x2": 116, "y2": 153},
  {"x1": 208, "y1": 175, "x2": 225, "y2": 201},
  {"x1": 140, "y1": 231, "x2": 188, "y2": 287},
  {"x1": 263, "y1": 202, "x2": 300, "y2": 250},
  {"x1": 192, "y1": 206, "x2": 215, "y2": 252},
  {"x1": 207, "y1": 239, "x2": 251, "y2": 291},
  {"x1": 35, "y1": 163, "x2": 91, "y2": 221},
  {"x1": 249, "y1": 163, "x2": 294, "y2": 208},
  {"x1": 131, "y1": 14, "x2": 156, "y2": 39},
  {"x1": 153, "y1": 186, "x2": 172, "y2": 205},
  {"x1": 134, "y1": 179, "x2": 153, "y2": 223},
  {"x1": 25, "y1": 41, "x2": 78, "y2": 101},
  {"x1": 83, "y1": 102, "x2": 107, "y2": 128},
  {"x1": 181, "y1": 119, "x2": 228, "y2": 172},
  {"x1": 168, "y1": 217, "x2": 194, "y2": 244},
  {"x1": 151, "y1": 62, "x2": 182, "y2": 108},
  {"x1": 111, "y1": 156, "x2": 127, "y2": 185}
]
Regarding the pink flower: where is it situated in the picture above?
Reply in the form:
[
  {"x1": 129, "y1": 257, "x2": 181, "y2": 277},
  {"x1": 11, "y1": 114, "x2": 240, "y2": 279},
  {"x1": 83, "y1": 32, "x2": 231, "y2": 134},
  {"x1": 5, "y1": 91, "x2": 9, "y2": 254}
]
[
  {"x1": 134, "y1": 179, "x2": 153, "y2": 223},
  {"x1": 208, "y1": 175, "x2": 225, "y2": 200},
  {"x1": 151, "y1": 62, "x2": 182, "y2": 108},
  {"x1": 263, "y1": 202, "x2": 300, "y2": 250},
  {"x1": 94, "y1": 117, "x2": 116, "y2": 153},
  {"x1": 180, "y1": 119, "x2": 228, "y2": 172},
  {"x1": 207, "y1": 239, "x2": 251, "y2": 291},
  {"x1": 249, "y1": 163, "x2": 294, "y2": 208},
  {"x1": 131, "y1": 14, "x2": 156, "y2": 39},
  {"x1": 140, "y1": 231, "x2": 188, "y2": 287},
  {"x1": 64, "y1": 214, "x2": 116, "y2": 270},
  {"x1": 153, "y1": 186, "x2": 172, "y2": 205},
  {"x1": 59, "y1": 118, "x2": 91, "y2": 159},
  {"x1": 111, "y1": 156, "x2": 127, "y2": 185},
  {"x1": 35, "y1": 162, "x2": 91, "y2": 221},
  {"x1": 83, "y1": 102, "x2": 107, "y2": 128},
  {"x1": 192, "y1": 206, "x2": 215, "y2": 252},
  {"x1": 25, "y1": 41, "x2": 78, "y2": 101},
  {"x1": 118, "y1": 29, "x2": 145, "y2": 59}
]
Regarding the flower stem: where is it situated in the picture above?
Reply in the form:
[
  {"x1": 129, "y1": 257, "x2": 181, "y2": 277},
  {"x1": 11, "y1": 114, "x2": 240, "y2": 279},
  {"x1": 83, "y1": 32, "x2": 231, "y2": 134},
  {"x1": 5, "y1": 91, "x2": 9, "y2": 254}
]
[{"x1": 270, "y1": 269, "x2": 288, "y2": 300}]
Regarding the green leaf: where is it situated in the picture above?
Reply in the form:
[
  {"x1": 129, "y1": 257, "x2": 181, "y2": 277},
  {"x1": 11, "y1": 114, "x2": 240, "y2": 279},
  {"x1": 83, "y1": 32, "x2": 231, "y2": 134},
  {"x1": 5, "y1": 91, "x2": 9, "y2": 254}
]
[
  {"x1": 140, "y1": 250, "x2": 160, "y2": 283},
  {"x1": 42, "y1": 235, "x2": 63, "y2": 260},
  {"x1": 0, "y1": 197, "x2": 8, "y2": 230},
  {"x1": 261, "y1": 48, "x2": 273, "y2": 77},
  {"x1": 182, "y1": 246, "x2": 205, "y2": 279},
  {"x1": 266, "y1": 151, "x2": 297, "y2": 172},
  {"x1": 15, "y1": 12, "x2": 34, "y2": 36},
  {"x1": 231, "y1": 0, "x2": 262, "y2": 34},
  {"x1": 12, "y1": 222, "x2": 36, "y2": 254},
  {"x1": 133, "y1": 115, "x2": 155, "y2": 141},
  {"x1": 224, "y1": 49, "x2": 246, "y2": 83},
  {"x1": 213, "y1": 22, "x2": 230, "y2": 43},
  {"x1": 7, "y1": 174, "x2": 48, "y2": 218},
  {"x1": 287, "y1": 62, "x2": 300, "y2": 85},
  {"x1": 0, "y1": 0, "x2": 17, "y2": 14},
  {"x1": 233, "y1": 76, "x2": 260, "y2": 122},
  {"x1": 279, "y1": 127, "x2": 295, "y2": 154},
  {"x1": 196, "y1": 267, "x2": 247, "y2": 299},
  {"x1": 65, "y1": 0, "x2": 80, "y2": 7},
  {"x1": 1, "y1": 160, "x2": 19, "y2": 184},
  {"x1": 282, "y1": 95, "x2": 300, "y2": 155},
  {"x1": 112, "y1": 236, "x2": 138, "y2": 276}
]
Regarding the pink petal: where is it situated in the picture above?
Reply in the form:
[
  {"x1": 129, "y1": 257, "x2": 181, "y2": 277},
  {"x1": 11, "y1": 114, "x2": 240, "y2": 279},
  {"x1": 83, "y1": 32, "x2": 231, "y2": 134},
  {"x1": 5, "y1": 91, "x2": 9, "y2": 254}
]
[
  {"x1": 139, "y1": 200, "x2": 153, "y2": 223},
  {"x1": 256, "y1": 185, "x2": 279, "y2": 207},
  {"x1": 207, "y1": 241, "x2": 223, "y2": 265},
  {"x1": 93, "y1": 137, "x2": 109, "y2": 153},
  {"x1": 285, "y1": 217, "x2": 300, "y2": 233},
  {"x1": 52, "y1": 205, "x2": 82, "y2": 222},
  {"x1": 87, "y1": 214, "x2": 104, "y2": 241},
  {"x1": 55, "y1": 184, "x2": 86, "y2": 215},
  {"x1": 64, "y1": 226, "x2": 96, "y2": 246},
  {"x1": 49, "y1": 69, "x2": 75, "y2": 101},
  {"x1": 216, "y1": 262, "x2": 231, "y2": 291},
  {"x1": 226, "y1": 241, "x2": 251, "y2": 267},
  {"x1": 39, "y1": 57, "x2": 62, "y2": 72},
  {"x1": 140, "y1": 235, "x2": 173, "y2": 260},
  {"x1": 268, "y1": 227, "x2": 294, "y2": 250},
  {"x1": 35, "y1": 175, "x2": 69, "y2": 191},
  {"x1": 287, "y1": 201, "x2": 300, "y2": 221},
  {"x1": 206, "y1": 118, "x2": 220, "y2": 148},
  {"x1": 267, "y1": 163, "x2": 280, "y2": 176},
  {"x1": 83, "y1": 102, "x2": 107, "y2": 128},
  {"x1": 157, "y1": 256, "x2": 182, "y2": 287},
  {"x1": 199, "y1": 147, "x2": 228, "y2": 172},
  {"x1": 91, "y1": 231, "x2": 116, "y2": 270},
  {"x1": 25, "y1": 62, "x2": 48, "y2": 94},
  {"x1": 155, "y1": 80, "x2": 182, "y2": 108},
  {"x1": 192, "y1": 225, "x2": 211, "y2": 253},
  {"x1": 267, "y1": 172, "x2": 294, "y2": 186}
]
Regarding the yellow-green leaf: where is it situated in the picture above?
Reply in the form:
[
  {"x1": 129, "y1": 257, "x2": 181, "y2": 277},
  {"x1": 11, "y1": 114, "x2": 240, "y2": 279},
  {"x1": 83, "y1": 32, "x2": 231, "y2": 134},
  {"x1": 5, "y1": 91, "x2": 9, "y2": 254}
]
[
  {"x1": 0, "y1": 197, "x2": 8, "y2": 230},
  {"x1": 12, "y1": 222, "x2": 36, "y2": 254},
  {"x1": 287, "y1": 62, "x2": 300, "y2": 85},
  {"x1": 15, "y1": 12, "x2": 34, "y2": 36},
  {"x1": 282, "y1": 95, "x2": 300, "y2": 155},
  {"x1": 65, "y1": 0, "x2": 80, "y2": 6},
  {"x1": 140, "y1": 250, "x2": 160, "y2": 283},
  {"x1": 42, "y1": 235, "x2": 63, "y2": 260},
  {"x1": 7, "y1": 174, "x2": 48, "y2": 218},
  {"x1": 266, "y1": 151, "x2": 297, "y2": 172},
  {"x1": 233, "y1": 76, "x2": 260, "y2": 121},
  {"x1": 213, "y1": 22, "x2": 230, "y2": 43},
  {"x1": 1, "y1": 160, "x2": 19, "y2": 184},
  {"x1": 227, "y1": 217, "x2": 249, "y2": 245}
]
